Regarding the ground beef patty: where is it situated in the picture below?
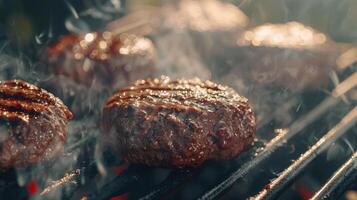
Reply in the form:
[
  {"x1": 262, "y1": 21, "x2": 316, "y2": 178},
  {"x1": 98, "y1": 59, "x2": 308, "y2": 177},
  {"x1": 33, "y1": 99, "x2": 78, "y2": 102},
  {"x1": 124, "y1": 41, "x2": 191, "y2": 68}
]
[
  {"x1": 43, "y1": 32, "x2": 156, "y2": 116},
  {"x1": 219, "y1": 22, "x2": 344, "y2": 91},
  {"x1": 0, "y1": 80, "x2": 72, "y2": 168},
  {"x1": 102, "y1": 76, "x2": 255, "y2": 168},
  {"x1": 46, "y1": 32, "x2": 156, "y2": 88}
]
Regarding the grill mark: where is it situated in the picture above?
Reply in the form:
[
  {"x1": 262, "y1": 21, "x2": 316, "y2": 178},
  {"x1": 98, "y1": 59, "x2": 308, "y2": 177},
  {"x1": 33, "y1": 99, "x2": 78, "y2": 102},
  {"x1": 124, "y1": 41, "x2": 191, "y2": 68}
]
[
  {"x1": 0, "y1": 80, "x2": 35, "y2": 89},
  {"x1": 107, "y1": 91, "x2": 187, "y2": 106},
  {"x1": 109, "y1": 81, "x2": 227, "y2": 105},
  {"x1": 107, "y1": 88, "x2": 236, "y2": 106},
  {"x1": 105, "y1": 77, "x2": 244, "y2": 116},
  {"x1": 105, "y1": 99, "x2": 220, "y2": 115},
  {"x1": 119, "y1": 83, "x2": 223, "y2": 93},
  {"x1": 118, "y1": 86, "x2": 193, "y2": 93},
  {"x1": 105, "y1": 91, "x2": 234, "y2": 113},
  {"x1": 0, "y1": 110, "x2": 30, "y2": 122},
  {"x1": 105, "y1": 101, "x2": 206, "y2": 117},
  {"x1": 107, "y1": 89, "x2": 190, "y2": 103},
  {"x1": 0, "y1": 99, "x2": 46, "y2": 113},
  {"x1": 0, "y1": 99, "x2": 47, "y2": 123},
  {"x1": 0, "y1": 80, "x2": 73, "y2": 120},
  {"x1": 108, "y1": 92, "x2": 225, "y2": 103},
  {"x1": 0, "y1": 87, "x2": 54, "y2": 105}
]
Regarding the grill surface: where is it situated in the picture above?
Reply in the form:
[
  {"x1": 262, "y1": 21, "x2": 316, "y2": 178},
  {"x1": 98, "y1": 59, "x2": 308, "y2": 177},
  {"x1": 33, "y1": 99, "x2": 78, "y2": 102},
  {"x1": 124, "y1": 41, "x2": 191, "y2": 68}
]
[
  {"x1": 311, "y1": 151, "x2": 357, "y2": 200},
  {"x1": 0, "y1": 1, "x2": 357, "y2": 199},
  {"x1": 15, "y1": 64, "x2": 352, "y2": 200},
  {"x1": 0, "y1": 65, "x2": 353, "y2": 200}
]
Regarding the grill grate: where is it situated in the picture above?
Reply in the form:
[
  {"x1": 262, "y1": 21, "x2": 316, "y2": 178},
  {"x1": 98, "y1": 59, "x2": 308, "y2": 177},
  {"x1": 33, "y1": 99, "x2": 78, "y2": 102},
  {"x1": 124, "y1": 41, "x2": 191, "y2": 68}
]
[
  {"x1": 138, "y1": 70, "x2": 357, "y2": 200},
  {"x1": 252, "y1": 106, "x2": 357, "y2": 200},
  {"x1": 86, "y1": 169, "x2": 139, "y2": 200},
  {"x1": 138, "y1": 169, "x2": 196, "y2": 200},
  {"x1": 311, "y1": 151, "x2": 357, "y2": 200},
  {"x1": 197, "y1": 96, "x2": 342, "y2": 200},
  {"x1": 31, "y1": 69, "x2": 356, "y2": 200},
  {"x1": 2, "y1": 66, "x2": 355, "y2": 200}
]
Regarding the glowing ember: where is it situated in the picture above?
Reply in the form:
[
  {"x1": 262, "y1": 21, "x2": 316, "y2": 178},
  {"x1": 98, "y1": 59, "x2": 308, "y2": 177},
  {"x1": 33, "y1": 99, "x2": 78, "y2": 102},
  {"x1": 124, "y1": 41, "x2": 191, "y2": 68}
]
[
  {"x1": 296, "y1": 185, "x2": 313, "y2": 200},
  {"x1": 114, "y1": 164, "x2": 128, "y2": 176},
  {"x1": 110, "y1": 193, "x2": 128, "y2": 200},
  {"x1": 26, "y1": 180, "x2": 39, "y2": 196}
]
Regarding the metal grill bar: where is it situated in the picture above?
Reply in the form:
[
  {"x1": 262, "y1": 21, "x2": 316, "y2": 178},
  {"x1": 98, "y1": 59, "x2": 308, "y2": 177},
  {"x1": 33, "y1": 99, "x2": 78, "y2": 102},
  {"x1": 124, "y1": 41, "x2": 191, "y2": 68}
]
[
  {"x1": 252, "y1": 106, "x2": 357, "y2": 200},
  {"x1": 37, "y1": 71, "x2": 355, "y2": 200},
  {"x1": 311, "y1": 151, "x2": 357, "y2": 200},
  {"x1": 332, "y1": 72, "x2": 357, "y2": 98},
  {"x1": 39, "y1": 160, "x2": 139, "y2": 200},
  {"x1": 139, "y1": 169, "x2": 196, "y2": 200},
  {"x1": 139, "y1": 140, "x2": 264, "y2": 200},
  {"x1": 87, "y1": 171, "x2": 139, "y2": 200},
  {"x1": 198, "y1": 96, "x2": 340, "y2": 200},
  {"x1": 39, "y1": 161, "x2": 97, "y2": 198}
]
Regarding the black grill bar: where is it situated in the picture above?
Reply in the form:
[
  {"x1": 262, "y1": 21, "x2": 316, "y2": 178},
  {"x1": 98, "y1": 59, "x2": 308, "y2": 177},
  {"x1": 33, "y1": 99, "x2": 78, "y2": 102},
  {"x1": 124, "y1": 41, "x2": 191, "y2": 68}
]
[
  {"x1": 39, "y1": 161, "x2": 97, "y2": 198},
  {"x1": 87, "y1": 171, "x2": 139, "y2": 200},
  {"x1": 39, "y1": 160, "x2": 139, "y2": 200},
  {"x1": 39, "y1": 161, "x2": 135, "y2": 199},
  {"x1": 311, "y1": 151, "x2": 357, "y2": 200},
  {"x1": 138, "y1": 139, "x2": 265, "y2": 200},
  {"x1": 252, "y1": 106, "x2": 357, "y2": 200},
  {"x1": 198, "y1": 96, "x2": 340, "y2": 200},
  {"x1": 138, "y1": 169, "x2": 196, "y2": 200}
]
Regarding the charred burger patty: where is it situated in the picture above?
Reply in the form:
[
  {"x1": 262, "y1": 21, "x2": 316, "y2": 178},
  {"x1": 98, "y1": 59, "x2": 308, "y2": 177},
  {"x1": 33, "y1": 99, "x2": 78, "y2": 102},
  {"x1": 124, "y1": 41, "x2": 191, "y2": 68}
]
[
  {"x1": 102, "y1": 76, "x2": 255, "y2": 168},
  {"x1": 0, "y1": 80, "x2": 72, "y2": 168}
]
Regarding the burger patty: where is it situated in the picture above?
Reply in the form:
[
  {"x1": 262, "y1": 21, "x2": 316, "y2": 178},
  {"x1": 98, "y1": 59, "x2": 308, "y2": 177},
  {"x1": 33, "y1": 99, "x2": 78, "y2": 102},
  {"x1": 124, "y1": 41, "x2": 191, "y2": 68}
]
[
  {"x1": 43, "y1": 32, "x2": 156, "y2": 116},
  {"x1": 219, "y1": 22, "x2": 342, "y2": 91},
  {"x1": 102, "y1": 76, "x2": 255, "y2": 168},
  {"x1": 46, "y1": 32, "x2": 156, "y2": 87},
  {"x1": 0, "y1": 80, "x2": 72, "y2": 168}
]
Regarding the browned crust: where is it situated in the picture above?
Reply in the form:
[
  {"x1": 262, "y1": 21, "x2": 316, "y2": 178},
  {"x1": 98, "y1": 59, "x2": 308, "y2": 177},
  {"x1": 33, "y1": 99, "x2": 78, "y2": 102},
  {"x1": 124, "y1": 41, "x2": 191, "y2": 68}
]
[
  {"x1": 0, "y1": 80, "x2": 72, "y2": 168},
  {"x1": 102, "y1": 77, "x2": 256, "y2": 168}
]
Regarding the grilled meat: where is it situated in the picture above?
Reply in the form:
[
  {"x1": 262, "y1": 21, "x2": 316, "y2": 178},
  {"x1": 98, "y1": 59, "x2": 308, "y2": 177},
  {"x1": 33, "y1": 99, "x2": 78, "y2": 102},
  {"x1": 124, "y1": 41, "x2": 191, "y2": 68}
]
[
  {"x1": 219, "y1": 22, "x2": 342, "y2": 91},
  {"x1": 102, "y1": 76, "x2": 255, "y2": 168},
  {"x1": 43, "y1": 32, "x2": 156, "y2": 116},
  {"x1": 0, "y1": 80, "x2": 72, "y2": 168}
]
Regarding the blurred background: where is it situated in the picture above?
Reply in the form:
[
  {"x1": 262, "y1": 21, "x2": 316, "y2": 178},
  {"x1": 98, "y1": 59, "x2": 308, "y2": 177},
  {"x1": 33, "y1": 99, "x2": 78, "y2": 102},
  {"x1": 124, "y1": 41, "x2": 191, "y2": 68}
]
[{"x1": 0, "y1": 0, "x2": 357, "y2": 47}]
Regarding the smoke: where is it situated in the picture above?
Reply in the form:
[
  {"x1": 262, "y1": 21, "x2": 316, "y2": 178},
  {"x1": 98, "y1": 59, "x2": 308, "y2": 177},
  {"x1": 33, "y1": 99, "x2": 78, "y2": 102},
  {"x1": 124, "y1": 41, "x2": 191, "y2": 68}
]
[
  {"x1": 0, "y1": 33, "x2": 98, "y2": 200},
  {"x1": 152, "y1": 30, "x2": 212, "y2": 79},
  {"x1": 0, "y1": 46, "x2": 27, "y2": 81},
  {"x1": 65, "y1": 0, "x2": 125, "y2": 33},
  {"x1": 0, "y1": 0, "x2": 355, "y2": 199}
]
